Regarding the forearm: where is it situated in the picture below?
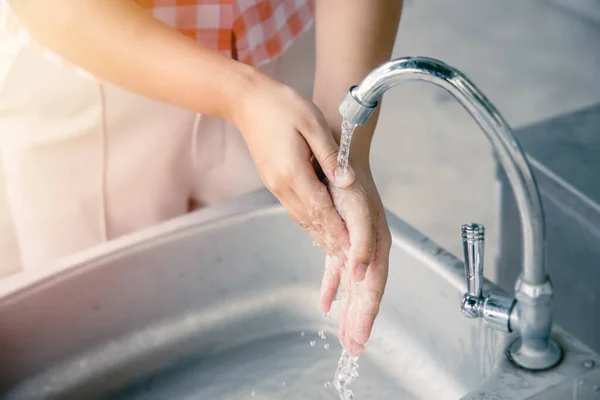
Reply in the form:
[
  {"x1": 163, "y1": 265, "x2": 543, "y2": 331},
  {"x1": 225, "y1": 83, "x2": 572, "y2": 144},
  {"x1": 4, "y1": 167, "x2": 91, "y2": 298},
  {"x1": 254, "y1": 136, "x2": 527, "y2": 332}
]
[
  {"x1": 9, "y1": 0, "x2": 257, "y2": 122},
  {"x1": 313, "y1": 0, "x2": 402, "y2": 164}
]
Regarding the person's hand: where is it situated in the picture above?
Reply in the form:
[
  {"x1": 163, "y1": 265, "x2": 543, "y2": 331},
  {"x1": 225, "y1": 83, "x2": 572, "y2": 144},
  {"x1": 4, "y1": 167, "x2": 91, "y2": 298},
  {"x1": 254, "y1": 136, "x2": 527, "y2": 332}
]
[
  {"x1": 320, "y1": 167, "x2": 391, "y2": 357},
  {"x1": 231, "y1": 72, "x2": 355, "y2": 259}
]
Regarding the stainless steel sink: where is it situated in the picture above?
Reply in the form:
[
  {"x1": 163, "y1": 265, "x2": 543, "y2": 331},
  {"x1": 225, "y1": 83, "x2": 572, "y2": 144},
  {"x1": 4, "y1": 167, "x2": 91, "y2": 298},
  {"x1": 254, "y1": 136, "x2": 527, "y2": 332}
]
[{"x1": 0, "y1": 190, "x2": 597, "y2": 399}]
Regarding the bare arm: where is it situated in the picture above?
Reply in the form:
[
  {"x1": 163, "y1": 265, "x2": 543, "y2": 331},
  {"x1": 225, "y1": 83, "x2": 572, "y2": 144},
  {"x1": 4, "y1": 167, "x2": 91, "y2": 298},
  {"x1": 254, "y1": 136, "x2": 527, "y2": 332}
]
[
  {"x1": 8, "y1": 0, "x2": 256, "y2": 122},
  {"x1": 313, "y1": 0, "x2": 402, "y2": 163},
  {"x1": 9, "y1": 0, "x2": 357, "y2": 267}
]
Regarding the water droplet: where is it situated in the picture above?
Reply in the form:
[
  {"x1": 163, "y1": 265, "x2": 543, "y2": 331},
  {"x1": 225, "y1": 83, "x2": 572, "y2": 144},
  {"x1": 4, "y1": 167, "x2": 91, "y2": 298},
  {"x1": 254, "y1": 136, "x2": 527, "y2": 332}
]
[
  {"x1": 310, "y1": 340, "x2": 316, "y2": 347},
  {"x1": 318, "y1": 330, "x2": 327, "y2": 340},
  {"x1": 594, "y1": 385, "x2": 600, "y2": 391},
  {"x1": 250, "y1": 390, "x2": 256, "y2": 397},
  {"x1": 312, "y1": 241, "x2": 320, "y2": 247},
  {"x1": 579, "y1": 379, "x2": 585, "y2": 386},
  {"x1": 324, "y1": 381, "x2": 331, "y2": 388},
  {"x1": 300, "y1": 331, "x2": 305, "y2": 337},
  {"x1": 324, "y1": 343, "x2": 330, "y2": 350},
  {"x1": 583, "y1": 359, "x2": 595, "y2": 369},
  {"x1": 478, "y1": 391, "x2": 485, "y2": 396},
  {"x1": 282, "y1": 381, "x2": 286, "y2": 387},
  {"x1": 334, "y1": 349, "x2": 359, "y2": 400}
]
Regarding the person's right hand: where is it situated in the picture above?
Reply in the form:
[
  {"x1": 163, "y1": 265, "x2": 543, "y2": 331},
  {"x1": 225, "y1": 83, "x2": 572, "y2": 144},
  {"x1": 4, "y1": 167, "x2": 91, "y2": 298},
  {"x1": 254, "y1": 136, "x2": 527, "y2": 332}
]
[{"x1": 230, "y1": 71, "x2": 364, "y2": 262}]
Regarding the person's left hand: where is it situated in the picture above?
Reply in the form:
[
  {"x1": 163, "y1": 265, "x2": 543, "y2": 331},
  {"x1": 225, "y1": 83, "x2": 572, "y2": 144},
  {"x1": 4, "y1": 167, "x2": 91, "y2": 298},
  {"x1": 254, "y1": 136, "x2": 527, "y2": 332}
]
[{"x1": 319, "y1": 165, "x2": 391, "y2": 357}]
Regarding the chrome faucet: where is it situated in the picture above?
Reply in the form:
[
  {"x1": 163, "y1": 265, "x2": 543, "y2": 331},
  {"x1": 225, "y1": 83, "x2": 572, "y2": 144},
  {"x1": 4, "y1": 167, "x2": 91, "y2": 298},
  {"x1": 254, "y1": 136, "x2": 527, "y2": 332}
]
[{"x1": 338, "y1": 57, "x2": 561, "y2": 371}]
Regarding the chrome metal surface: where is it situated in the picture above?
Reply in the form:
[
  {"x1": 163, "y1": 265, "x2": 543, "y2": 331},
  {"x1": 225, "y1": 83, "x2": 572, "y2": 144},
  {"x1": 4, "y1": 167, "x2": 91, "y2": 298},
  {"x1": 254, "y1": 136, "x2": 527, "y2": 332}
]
[
  {"x1": 460, "y1": 293, "x2": 482, "y2": 319},
  {"x1": 461, "y1": 224, "x2": 485, "y2": 318},
  {"x1": 460, "y1": 224, "x2": 515, "y2": 332},
  {"x1": 0, "y1": 190, "x2": 596, "y2": 399},
  {"x1": 512, "y1": 277, "x2": 561, "y2": 370},
  {"x1": 482, "y1": 292, "x2": 515, "y2": 333},
  {"x1": 462, "y1": 224, "x2": 484, "y2": 300},
  {"x1": 338, "y1": 86, "x2": 376, "y2": 126},
  {"x1": 508, "y1": 338, "x2": 563, "y2": 372},
  {"x1": 339, "y1": 56, "x2": 561, "y2": 370}
]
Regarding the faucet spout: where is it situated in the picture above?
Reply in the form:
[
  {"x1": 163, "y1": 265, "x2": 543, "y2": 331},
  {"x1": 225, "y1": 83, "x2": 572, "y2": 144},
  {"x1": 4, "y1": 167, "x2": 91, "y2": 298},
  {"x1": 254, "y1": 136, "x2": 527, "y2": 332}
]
[{"x1": 339, "y1": 56, "x2": 561, "y2": 371}]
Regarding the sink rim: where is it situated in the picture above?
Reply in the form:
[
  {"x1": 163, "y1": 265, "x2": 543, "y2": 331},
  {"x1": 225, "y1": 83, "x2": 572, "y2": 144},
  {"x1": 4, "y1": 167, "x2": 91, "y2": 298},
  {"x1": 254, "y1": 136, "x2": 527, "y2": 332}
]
[{"x1": 0, "y1": 189, "x2": 469, "y2": 302}]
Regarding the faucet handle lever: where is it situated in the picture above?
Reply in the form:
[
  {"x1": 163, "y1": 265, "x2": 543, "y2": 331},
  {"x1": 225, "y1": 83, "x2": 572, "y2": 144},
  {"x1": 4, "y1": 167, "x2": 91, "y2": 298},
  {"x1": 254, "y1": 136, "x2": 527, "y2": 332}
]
[{"x1": 461, "y1": 223, "x2": 485, "y2": 318}]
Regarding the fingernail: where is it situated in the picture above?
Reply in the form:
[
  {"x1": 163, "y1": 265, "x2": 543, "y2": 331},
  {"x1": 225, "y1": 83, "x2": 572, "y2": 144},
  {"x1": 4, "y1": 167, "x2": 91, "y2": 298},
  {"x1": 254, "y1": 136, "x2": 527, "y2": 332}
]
[
  {"x1": 355, "y1": 263, "x2": 367, "y2": 281},
  {"x1": 333, "y1": 167, "x2": 354, "y2": 188}
]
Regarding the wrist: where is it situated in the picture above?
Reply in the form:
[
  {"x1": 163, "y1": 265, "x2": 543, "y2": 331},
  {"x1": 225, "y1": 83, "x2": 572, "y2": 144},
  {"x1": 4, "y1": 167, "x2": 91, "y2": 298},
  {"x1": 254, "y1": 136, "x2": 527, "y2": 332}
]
[{"x1": 219, "y1": 62, "x2": 265, "y2": 125}]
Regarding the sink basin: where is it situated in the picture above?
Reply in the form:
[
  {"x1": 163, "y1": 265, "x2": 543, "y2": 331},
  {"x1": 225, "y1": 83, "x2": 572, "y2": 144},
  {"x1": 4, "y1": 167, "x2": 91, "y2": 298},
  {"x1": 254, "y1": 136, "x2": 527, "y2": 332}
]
[{"x1": 0, "y1": 189, "x2": 597, "y2": 399}]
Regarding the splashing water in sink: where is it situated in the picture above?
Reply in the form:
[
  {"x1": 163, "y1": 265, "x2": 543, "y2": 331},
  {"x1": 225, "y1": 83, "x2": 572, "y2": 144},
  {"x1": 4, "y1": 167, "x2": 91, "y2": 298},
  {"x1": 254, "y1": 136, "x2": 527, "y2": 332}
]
[
  {"x1": 337, "y1": 119, "x2": 357, "y2": 172},
  {"x1": 333, "y1": 350, "x2": 359, "y2": 400},
  {"x1": 334, "y1": 121, "x2": 361, "y2": 399}
]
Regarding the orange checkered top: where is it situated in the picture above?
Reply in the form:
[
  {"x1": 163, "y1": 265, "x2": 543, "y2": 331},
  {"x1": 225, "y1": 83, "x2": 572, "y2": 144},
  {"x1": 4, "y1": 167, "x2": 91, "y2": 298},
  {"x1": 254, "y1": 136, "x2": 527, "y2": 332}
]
[{"x1": 1, "y1": 0, "x2": 314, "y2": 79}]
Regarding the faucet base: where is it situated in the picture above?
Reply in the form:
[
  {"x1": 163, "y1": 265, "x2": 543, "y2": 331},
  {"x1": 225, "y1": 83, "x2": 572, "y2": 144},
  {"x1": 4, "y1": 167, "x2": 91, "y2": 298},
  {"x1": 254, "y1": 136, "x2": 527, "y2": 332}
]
[{"x1": 507, "y1": 338, "x2": 562, "y2": 371}]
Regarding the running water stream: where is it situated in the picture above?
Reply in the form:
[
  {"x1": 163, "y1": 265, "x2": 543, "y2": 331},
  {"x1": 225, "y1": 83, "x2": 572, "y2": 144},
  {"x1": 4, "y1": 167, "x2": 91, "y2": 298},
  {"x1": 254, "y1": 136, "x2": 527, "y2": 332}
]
[
  {"x1": 333, "y1": 350, "x2": 360, "y2": 399},
  {"x1": 337, "y1": 119, "x2": 358, "y2": 172},
  {"x1": 333, "y1": 118, "x2": 360, "y2": 399}
]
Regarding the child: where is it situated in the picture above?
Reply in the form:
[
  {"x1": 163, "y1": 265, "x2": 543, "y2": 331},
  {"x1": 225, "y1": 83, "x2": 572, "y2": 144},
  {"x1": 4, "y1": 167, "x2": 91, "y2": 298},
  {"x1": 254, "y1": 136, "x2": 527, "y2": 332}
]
[{"x1": 0, "y1": 0, "x2": 401, "y2": 356}]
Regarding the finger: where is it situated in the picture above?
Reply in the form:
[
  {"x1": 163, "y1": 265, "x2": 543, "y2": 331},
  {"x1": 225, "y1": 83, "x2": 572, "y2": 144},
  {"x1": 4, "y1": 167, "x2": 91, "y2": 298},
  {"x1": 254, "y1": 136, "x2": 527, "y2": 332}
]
[
  {"x1": 333, "y1": 166, "x2": 355, "y2": 189},
  {"x1": 278, "y1": 190, "x2": 312, "y2": 231},
  {"x1": 332, "y1": 186, "x2": 376, "y2": 282},
  {"x1": 320, "y1": 255, "x2": 342, "y2": 313},
  {"x1": 337, "y1": 266, "x2": 351, "y2": 351},
  {"x1": 280, "y1": 185, "x2": 340, "y2": 255},
  {"x1": 344, "y1": 274, "x2": 365, "y2": 357},
  {"x1": 296, "y1": 117, "x2": 355, "y2": 188},
  {"x1": 350, "y1": 228, "x2": 390, "y2": 347},
  {"x1": 293, "y1": 169, "x2": 350, "y2": 254},
  {"x1": 350, "y1": 285, "x2": 380, "y2": 352}
]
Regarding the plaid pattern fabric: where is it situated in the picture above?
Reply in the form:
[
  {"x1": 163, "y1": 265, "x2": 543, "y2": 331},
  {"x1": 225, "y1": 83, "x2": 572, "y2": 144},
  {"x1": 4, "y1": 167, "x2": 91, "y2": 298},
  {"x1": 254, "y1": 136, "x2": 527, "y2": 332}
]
[{"x1": 1, "y1": 0, "x2": 314, "y2": 80}]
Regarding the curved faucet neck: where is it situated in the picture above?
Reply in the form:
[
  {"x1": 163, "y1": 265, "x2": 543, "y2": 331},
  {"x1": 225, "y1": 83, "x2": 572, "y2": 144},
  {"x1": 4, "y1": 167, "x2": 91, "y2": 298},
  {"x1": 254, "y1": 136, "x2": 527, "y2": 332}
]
[{"x1": 340, "y1": 57, "x2": 547, "y2": 285}]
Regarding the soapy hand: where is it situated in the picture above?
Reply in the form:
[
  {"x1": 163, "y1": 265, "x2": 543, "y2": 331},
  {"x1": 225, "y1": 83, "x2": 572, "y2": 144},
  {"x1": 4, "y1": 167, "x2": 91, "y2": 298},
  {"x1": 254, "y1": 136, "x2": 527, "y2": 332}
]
[
  {"x1": 320, "y1": 168, "x2": 391, "y2": 357},
  {"x1": 232, "y1": 72, "x2": 355, "y2": 259}
]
